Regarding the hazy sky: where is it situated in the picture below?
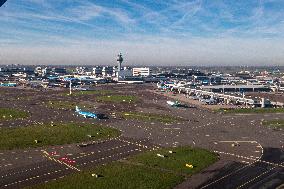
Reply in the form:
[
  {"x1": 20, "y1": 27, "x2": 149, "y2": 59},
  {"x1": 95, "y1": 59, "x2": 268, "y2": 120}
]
[{"x1": 1, "y1": 0, "x2": 284, "y2": 66}]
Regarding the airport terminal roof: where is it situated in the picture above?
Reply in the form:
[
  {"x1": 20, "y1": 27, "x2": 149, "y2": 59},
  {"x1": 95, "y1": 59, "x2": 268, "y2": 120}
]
[{"x1": 200, "y1": 85, "x2": 269, "y2": 89}]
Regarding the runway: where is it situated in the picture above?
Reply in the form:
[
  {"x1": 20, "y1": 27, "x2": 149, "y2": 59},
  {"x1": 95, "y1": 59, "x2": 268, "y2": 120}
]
[
  {"x1": 0, "y1": 137, "x2": 156, "y2": 189},
  {"x1": 198, "y1": 148, "x2": 284, "y2": 189}
]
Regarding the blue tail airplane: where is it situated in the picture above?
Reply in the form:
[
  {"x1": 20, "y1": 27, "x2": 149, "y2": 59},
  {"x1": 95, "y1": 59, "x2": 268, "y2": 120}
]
[{"x1": 75, "y1": 106, "x2": 98, "y2": 119}]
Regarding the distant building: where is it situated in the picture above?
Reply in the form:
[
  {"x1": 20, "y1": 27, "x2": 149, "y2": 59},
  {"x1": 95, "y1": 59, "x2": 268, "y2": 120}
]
[
  {"x1": 112, "y1": 53, "x2": 144, "y2": 82},
  {"x1": 117, "y1": 69, "x2": 133, "y2": 81},
  {"x1": 76, "y1": 67, "x2": 88, "y2": 75},
  {"x1": 235, "y1": 72, "x2": 253, "y2": 80},
  {"x1": 52, "y1": 68, "x2": 66, "y2": 75},
  {"x1": 255, "y1": 76, "x2": 274, "y2": 84},
  {"x1": 92, "y1": 66, "x2": 103, "y2": 76},
  {"x1": 102, "y1": 66, "x2": 113, "y2": 76},
  {"x1": 279, "y1": 83, "x2": 284, "y2": 92},
  {"x1": 42, "y1": 67, "x2": 52, "y2": 76},
  {"x1": 201, "y1": 84, "x2": 271, "y2": 93},
  {"x1": 122, "y1": 66, "x2": 131, "y2": 70},
  {"x1": 34, "y1": 67, "x2": 42, "y2": 76},
  {"x1": 133, "y1": 67, "x2": 151, "y2": 77}
]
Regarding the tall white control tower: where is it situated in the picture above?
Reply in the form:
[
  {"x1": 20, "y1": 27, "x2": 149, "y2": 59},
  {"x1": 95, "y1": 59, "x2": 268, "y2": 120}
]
[{"x1": 117, "y1": 53, "x2": 123, "y2": 71}]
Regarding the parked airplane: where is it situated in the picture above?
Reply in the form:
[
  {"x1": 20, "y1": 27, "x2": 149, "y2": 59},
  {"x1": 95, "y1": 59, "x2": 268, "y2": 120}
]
[
  {"x1": 0, "y1": 83, "x2": 17, "y2": 87},
  {"x1": 191, "y1": 96, "x2": 200, "y2": 100},
  {"x1": 75, "y1": 106, "x2": 98, "y2": 118},
  {"x1": 205, "y1": 98, "x2": 217, "y2": 105},
  {"x1": 200, "y1": 97, "x2": 217, "y2": 105},
  {"x1": 167, "y1": 100, "x2": 179, "y2": 106},
  {"x1": 167, "y1": 101, "x2": 189, "y2": 108},
  {"x1": 73, "y1": 86, "x2": 89, "y2": 91}
]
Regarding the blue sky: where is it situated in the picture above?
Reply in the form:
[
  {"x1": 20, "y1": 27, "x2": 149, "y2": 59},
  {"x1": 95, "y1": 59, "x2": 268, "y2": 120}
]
[{"x1": 0, "y1": 0, "x2": 284, "y2": 65}]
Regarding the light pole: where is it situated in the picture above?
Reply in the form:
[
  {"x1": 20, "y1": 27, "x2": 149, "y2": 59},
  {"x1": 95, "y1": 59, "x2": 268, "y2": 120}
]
[{"x1": 69, "y1": 80, "x2": 72, "y2": 95}]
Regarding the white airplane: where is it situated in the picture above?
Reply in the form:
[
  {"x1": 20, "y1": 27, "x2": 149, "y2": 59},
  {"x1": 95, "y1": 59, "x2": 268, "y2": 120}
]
[
  {"x1": 200, "y1": 97, "x2": 217, "y2": 105},
  {"x1": 167, "y1": 100, "x2": 188, "y2": 107},
  {"x1": 167, "y1": 101, "x2": 179, "y2": 106},
  {"x1": 167, "y1": 100, "x2": 195, "y2": 108}
]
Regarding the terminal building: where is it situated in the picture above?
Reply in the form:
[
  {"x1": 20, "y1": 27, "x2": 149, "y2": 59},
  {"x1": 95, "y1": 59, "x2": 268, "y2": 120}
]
[
  {"x1": 200, "y1": 84, "x2": 271, "y2": 93},
  {"x1": 133, "y1": 67, "x2": 151, "y2": 77},
  {"x1": 92, "y1": 66, "x2": 103, "y2": 76},
  {"x1": 42, "y1": 67, "x2": 52, "y2": 76},
  {"x1": 102, "y1": 66, "x2": 113, "y2": 77},
  {"x1": 52, "y1": 68, "x2": 67, "y2": 75}
]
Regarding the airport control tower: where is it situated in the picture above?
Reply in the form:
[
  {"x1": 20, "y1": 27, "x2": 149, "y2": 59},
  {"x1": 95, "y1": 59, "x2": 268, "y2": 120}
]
[{"x1": 117, "y1": 53, "x2": 123, "y2": 71}]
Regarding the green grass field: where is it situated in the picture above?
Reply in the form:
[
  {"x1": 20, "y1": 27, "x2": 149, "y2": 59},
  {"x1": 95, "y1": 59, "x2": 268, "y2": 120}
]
[
  {"x1": 219, "y1": 108, "x2": 284, "y2": 114},
  {"x1": 28, "y1": 162, "x2": 184, "y2": 189},
  {"x1": 68, "y1": 90, "x2": 112, "y2": 97},
  {"x1": 262, "y1": 120, "x2": 284, "y2": 128},
  {"x1": 96, "y1": 95, "x2": 138, "y2": 103},
  {"x1": 27, "y1": 146, "x2": 217, "y2": 189},
  {"x1": 0, "y1": 123, "x2": 120, "y2": 150},
  {"x1": 128, "y1": 146, "x2": 218, "y2": 175},
  {"x1": 45, "y1": 100, "x2": 76, "y2": 110},
  {"x1": 45, "y1": 100, "x2": 94, "y2": 110},
  {"x1": 0, "y1": 108, "x2": 29, "y2": 121},
  {"x1": 121, "y1": 112, "x2": 186, "y2": 124}
]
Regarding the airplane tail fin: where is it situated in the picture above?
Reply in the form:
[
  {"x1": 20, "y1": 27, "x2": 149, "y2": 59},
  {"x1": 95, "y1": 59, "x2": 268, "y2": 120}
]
[{"x1": 75, "y1": 106, "x2": 80, "y2": 112}]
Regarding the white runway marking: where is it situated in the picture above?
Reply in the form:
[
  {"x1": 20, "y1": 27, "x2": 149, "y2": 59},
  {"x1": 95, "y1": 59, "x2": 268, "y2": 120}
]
[
  {"x1": 236, "y1": 161, "x2": 284, "y2": 189},
  {"x1": 201, "y1": 140, "x2": 265, "y2": 188}
]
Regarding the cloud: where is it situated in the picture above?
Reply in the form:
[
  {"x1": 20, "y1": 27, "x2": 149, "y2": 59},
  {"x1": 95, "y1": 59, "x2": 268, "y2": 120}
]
[
  {"x1": 0, "y1": 0, "x2": 284, "y2": 65},
  {"x1": 67, "y1": 1, "x2": 135, "y2": 25}
]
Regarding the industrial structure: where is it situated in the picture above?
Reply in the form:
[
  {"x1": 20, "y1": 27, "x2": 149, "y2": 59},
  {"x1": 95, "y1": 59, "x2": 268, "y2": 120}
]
[{"x1": 117, "y1": 53, "x2": 123, "y2": 71}]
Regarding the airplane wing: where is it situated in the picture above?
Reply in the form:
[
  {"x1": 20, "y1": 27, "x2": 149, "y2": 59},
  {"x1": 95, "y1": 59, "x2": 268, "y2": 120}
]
[
  {"x1": 167, "y1": 101, "x2": 175, "y2": 106},
  {"x1": 0, "y1": 0, "x2": 7, "y2": 7},
  {"x1": 85, "y1": 113, "x2": 97, "y2": 118}
]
